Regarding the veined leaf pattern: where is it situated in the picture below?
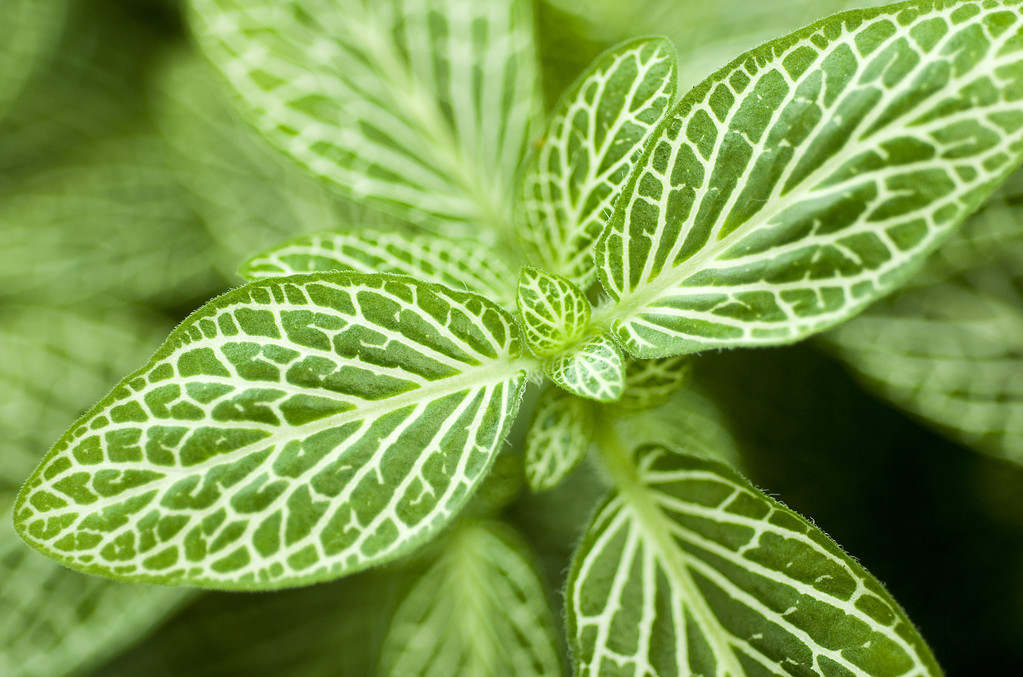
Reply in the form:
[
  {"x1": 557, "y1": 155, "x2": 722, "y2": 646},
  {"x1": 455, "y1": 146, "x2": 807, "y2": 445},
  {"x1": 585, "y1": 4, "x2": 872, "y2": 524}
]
[
  {"x1": 188, "y1": 0, "x2": 541, "y2": 242},
  {"x1": 380, "y1": 521, "x2": 562, "y2": 676},
  {"x1": 596, "y1": 0, "x2": 1023, "y2": 358},
  {"x1": 14, "y1": 273, "x2": 535, "y2": 589},
  {"x1": 241, "y1": 231, "x2": 517, "y2": 307},
  {"x1": 546, "y1": 333, "x2": 626, "y2": 403},
  {"x1": 524, "y1": 387, "x2": 593, "y2": 492},
  {"x1": 568, "y1": 445, "x2": 941, "y2": 677},
  {"x1": 519, "y1": 37, "x2": 677, "y2": 287},
  {"x1": 829, "y1": 277, "x2": 1023, "y2": 465},
  {"x1": 614, "y1": 355, "x2": 692, "y2": 411},
  {"x1": 517, "y1": 267, "x2": 591, "y2": 357}
]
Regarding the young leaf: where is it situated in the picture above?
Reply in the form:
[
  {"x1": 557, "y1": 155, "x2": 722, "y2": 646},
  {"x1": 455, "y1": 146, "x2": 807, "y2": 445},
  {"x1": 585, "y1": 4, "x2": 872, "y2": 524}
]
[
  {"x1": 595, "y1": 0, "x2": 1023, "y2": 358},
  {"x1": 524, "y1": 387, "x2": 593, "y2": 492},
  {"x1": 380, "y1": 521, "x2": 563, "y2": 677},
  {"x1": 188, "y1": 0, "x2": 541, "y2": 241},
  {"x1": 614, "y1": 355, "x2": 692, "y2": 411},
  {"x1": 519, "y1": 37, "x2": 677, "y2": 287},
  {"x1": 242, "y1": 231, "x2": 517, "y2": 307},
  {"x1": 546, "y1": 333, "x2": 626, "y2": 402},
  {"x1": 14, "y1": 273, "x2": 536, "y2": 590},
  {"x1": 568, "y1": 445, "x2": 941, "y2": 676},
  {"x1": 517, "y1": 267, "x2": 592, "y2": 357}
]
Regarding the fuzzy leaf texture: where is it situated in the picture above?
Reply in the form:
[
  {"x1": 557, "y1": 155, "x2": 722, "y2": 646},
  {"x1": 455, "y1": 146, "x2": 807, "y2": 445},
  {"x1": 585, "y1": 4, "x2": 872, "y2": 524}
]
[
  {"x1": 517, "y1": 267, "x2": 592, "y2": 357},
  {"x1": 544, "y1": 333, "x2": 626, "y2": 402},
  {"x1": 568, "y1": 445, "x2": 941, "y2": 676},
  {"x1": 380, "y1": 521, "x2": 562, "y2": 676},
  {"x1": 14, "y1": 274, "x2": 534, "y2": 589},
  {"x1": 595, "y1": 0, "x2": 1023, "y2": 358},
  {"x1": 519, "y1": 37, "x2": 678, "y2": 287},
  {"x1": 187, "y1": 0, "x2": 541, "y2": 242},
  {"x1": 242, "y1": 231, "x2": 517, "y2": 307}
]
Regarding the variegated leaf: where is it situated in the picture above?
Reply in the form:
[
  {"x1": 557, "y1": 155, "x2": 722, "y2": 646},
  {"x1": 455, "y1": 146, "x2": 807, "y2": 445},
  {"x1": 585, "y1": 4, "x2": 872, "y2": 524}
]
[
  {"x1": 380, "y1": 521, "x2": 563, "y2": 676},
  {"x1": 14, "y1": 273, "x2": 536, "y2": 589},
  {"x1": 188, "y1": 0, "x2": 541, "y2": 244},
  {"x1": 545, "y1": 333, "x2": 625, "y2": 402},
  {"x1": 524, "y1": 387, "x2": 593, "y2": 492},
  {"x1": 568, "y1": 445, "x2": 940, "y2": 676},
  {"x1": 614, "y1": 355, "x2": 692, "y2": 411},
  {"x1": 241, "y1": 231, "x2": 517, "y2": 307},
  {"x1": 595, "y1": 0, "x2": 1023, "y2": 358},
  {"x1": 519, "y1": 37, "x2": 677, "y2": 287},
  {"x1": 517, "y1": 267, "x2": 592, "y2": 357}
]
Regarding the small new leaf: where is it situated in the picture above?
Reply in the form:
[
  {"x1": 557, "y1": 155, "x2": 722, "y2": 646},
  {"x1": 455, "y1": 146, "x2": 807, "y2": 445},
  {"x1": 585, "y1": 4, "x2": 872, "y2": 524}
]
[
  {"x1": 517, "y1": 267, "x2": 591, "y2": 357},
  {"x1": 14, "y1": 273, "x2": 535, "y2": 589},
  {"x1": 242, "y1": 231, "x2": 517, "y2": 306},
  {"x1": 596, "y1": 0, "x2": 1023, "y2": 358},
  {"x1": 545, "y1": 333, "x2": 626, "y2": 402},
  {"x1": 568, "y1": 445, "x2": 941, "y2": 676},
  {"x1": 524, "y1": 388, "x2": 593, "y2": 492},
  {"x1": 519, "y1": 37, "x2": 678, "y2": 287},
  {"x1": 380, "y1": 521, "x2": 563, "y2": 677}
]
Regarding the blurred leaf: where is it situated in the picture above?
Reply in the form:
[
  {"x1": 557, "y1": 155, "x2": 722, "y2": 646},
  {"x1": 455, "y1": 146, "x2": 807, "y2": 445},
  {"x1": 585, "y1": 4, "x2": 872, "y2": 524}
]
[
  {"x1": 0, "y1": 0, "x2": 68, "y2": 121},
  {"x1": 0, "y1": 308, "x2": 189, "y2": 677}
]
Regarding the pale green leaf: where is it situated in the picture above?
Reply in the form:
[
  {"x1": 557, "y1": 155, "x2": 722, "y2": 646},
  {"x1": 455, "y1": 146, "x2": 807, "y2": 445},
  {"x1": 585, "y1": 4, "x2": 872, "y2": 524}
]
[
  {"x1": 0, "y1": 0, "x2": 67, "y2": 121},
  {"x1": 517, "y1": 267, "x2": 592, "y2": 357},
  {"x1": 524, "y1": 387, "x2": 593, "y2": 492},
  {"x1": 519, "y1": 37, "x2": 677, "y2": 287},
  {"x1": 829, "y1": 278, "x2": 1023, "y2": 466},
  {"x1": 14, "y1": 273, "x2": 537, "y2": 589},
  {"x1": 614, "y1": 355, "x2": 692, "y2": 412},
  {"x1": 380, "y1": 521, "x2": 563, "y2": 677},
  {"x1": 0, "y1": 132, "x2": 221, "y2": 308},
  {"x1": 545, "y1": 333, "x2": 626, "y2": 402},
  {"x1": 595, "y1": 0, "x2": 1023, "y2": 358},
  {"x1": 0, "y1": 309, "x2": 189, "y2": 677},
  {"x1": 152, "y1": 46, "x2": 385, "y2": 277},
  {"x1": 568, "y1": 445, "x2": 940, "y2": 676},
  {"x1": 188, "y1": 0, "x2": 542, "y2": 245},
  {"x1": 241, "y1": 231, "x2": 517, "y2": 307}
]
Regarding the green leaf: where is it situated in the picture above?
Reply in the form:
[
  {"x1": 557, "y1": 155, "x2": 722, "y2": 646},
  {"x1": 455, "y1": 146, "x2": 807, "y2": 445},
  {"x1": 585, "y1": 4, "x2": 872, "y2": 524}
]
[
  {"x1": 545, "y1": 333, "x2": 626, "y2": 402},
  {"x1": 0, "y1": 0, "x2": 67, "y2": 121},
  {"x1": 517, "y1": 267, "x2": 592, "y2": 357},
  {"x1": 242, "y1": 231, "x2": 517, "y2": 307},
  {"x1": 524, "y1": 387, "x2": 593, "y2": 492},
  {"x1": 153, "y1": 46, "x2": 382, "y2": 278},
  {"x1": 614, "y1": 355, "x2": 692, "y2": 411},
  {"x1": 380, "y1": 520, "x2": 563, "y2": 677},
  {"x1": 568, "y1": 445, "x2": 941, "y2": 676},
  {"x1": 518, "y1": 37, "x2": 677, "y2": 287},
  {"x1": 595, "y1": 0, "x2": 1023, "y2": 358},
  {"x1": 188, "y1": 0, "x2": 542, "y2": 243},
  {"x1": 0, "y1": 309, "x2": 188, "y2": 677},
  {"x1": 14, "y1": 273, "x2": 536, "y2": 590},
  {"x1": 829, "y1": 278, "x2": 1023, "y2": 466}
]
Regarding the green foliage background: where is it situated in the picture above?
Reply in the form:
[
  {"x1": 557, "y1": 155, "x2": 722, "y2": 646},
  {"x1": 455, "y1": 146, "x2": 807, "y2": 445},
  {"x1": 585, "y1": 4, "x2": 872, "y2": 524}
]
[{"x1": 1, "y1": 0, "x2": 1021, "y2": 674}]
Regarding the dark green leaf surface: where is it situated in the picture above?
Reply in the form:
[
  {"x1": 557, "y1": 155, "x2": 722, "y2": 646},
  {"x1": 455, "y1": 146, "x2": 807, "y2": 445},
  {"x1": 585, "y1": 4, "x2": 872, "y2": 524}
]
[
  {"x1": 596, "y1": 0, "x2": 1023, "y2": 358},
  {"x1": 568, "y1": 446, "x2": 941, "y2": 676},
  {"x1": 15, "y1": 274, "x2": 535, "y2": 589}
]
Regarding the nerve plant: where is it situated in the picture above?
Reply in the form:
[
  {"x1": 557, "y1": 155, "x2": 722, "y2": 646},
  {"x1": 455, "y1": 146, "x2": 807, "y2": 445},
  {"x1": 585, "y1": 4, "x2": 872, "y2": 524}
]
[{"x1": 9, "y1": 0, "x2": 1023, "y2": 674}]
